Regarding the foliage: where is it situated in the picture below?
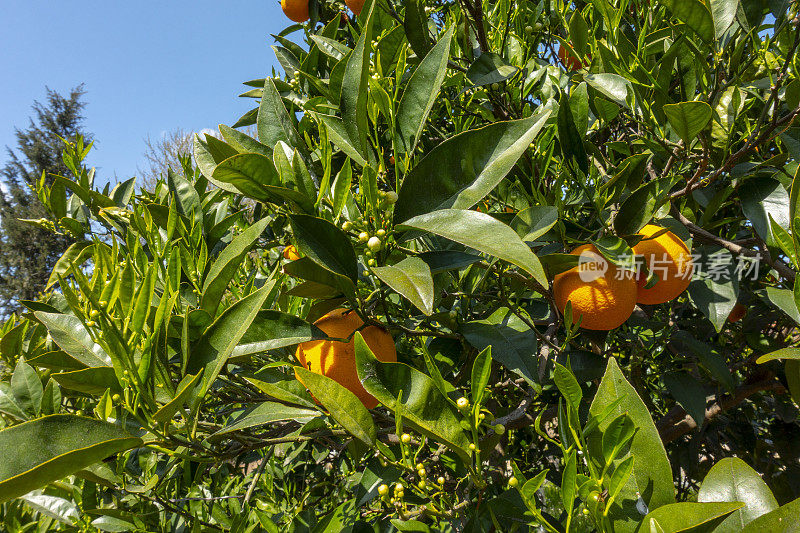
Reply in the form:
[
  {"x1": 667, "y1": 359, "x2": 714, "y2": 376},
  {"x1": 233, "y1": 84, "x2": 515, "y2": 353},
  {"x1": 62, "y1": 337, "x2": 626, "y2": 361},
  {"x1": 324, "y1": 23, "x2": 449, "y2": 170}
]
[
  {"x1": 1, "y1": 0, "x2": 800, "y2": 531},
  {"x1": 0, "y1": 86, "x2": 91, "y2": 316}
]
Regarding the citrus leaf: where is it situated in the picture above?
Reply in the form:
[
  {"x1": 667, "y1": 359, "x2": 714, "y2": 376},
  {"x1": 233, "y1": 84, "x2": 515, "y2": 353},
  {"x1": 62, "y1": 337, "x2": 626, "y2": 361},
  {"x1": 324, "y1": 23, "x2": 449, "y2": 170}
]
[
  {"x1": 399, "y1": 209, "x2": 547, "y2": 286},
  {"x1": 354, "y1": 333, "x2": 471, "y2": 460},
  {"x1": 663, "y1": 101, "x2": 713, "y2": 144},
  {"x1": 0, "y1": 415, "x2": 142, "y2": 503},
  {"x1": 34, "y1": 312, "x2": 112, "y2": 368},
  {"x1": 393, "y1": 108, "x2": 553, "y2": 224},
  {"x1": 635, "y1": 502, "x2": 743, "y2": 533},
  {"x1": 295, "y1": 367, "x2": 377, "y2": 446},
  {"x1": 741, "y1": 496, "x2": 800, "y2": 533},
  {"x1": 371, "y1": 257, "x2": 435, "y2": 315},
  {"x1": 213, "y1": 402, "x2": 319, "y2": 436},
  {"x1": 698, "y1": 457, "x2": 778, "y2": 533}
]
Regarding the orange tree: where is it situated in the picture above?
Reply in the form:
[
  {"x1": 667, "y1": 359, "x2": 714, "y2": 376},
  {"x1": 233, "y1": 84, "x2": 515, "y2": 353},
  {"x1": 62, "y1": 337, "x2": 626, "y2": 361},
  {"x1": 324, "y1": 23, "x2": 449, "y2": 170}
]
[{"x1": 1, "y1": 0, "x2": 800, "y2": 530}]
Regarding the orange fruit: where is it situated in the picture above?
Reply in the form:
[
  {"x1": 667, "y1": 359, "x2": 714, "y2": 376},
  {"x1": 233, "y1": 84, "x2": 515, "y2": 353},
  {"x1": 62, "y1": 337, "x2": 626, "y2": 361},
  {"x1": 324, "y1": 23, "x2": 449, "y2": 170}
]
[
  {"x1": 281, "y1": 0, "x2": 309, "y2": 22},
  {"x1": 295, "y1": 309, "x2": 397, "y2": 409},
  {"x1": 283, "y1": 244, "x2": 301, "y2": 261},
  {"x1": 553, "y1": 244, "x2": 638, "y2": 330},
  {"x1": 727, "y1": 302, "x2": 746, "y2": 323},
  {"x1": 632, "y1": 225, "x2": 693, "y2": 305},
  {"x1": 346, "y1": 0, "x2": 366, "y2": 15}
]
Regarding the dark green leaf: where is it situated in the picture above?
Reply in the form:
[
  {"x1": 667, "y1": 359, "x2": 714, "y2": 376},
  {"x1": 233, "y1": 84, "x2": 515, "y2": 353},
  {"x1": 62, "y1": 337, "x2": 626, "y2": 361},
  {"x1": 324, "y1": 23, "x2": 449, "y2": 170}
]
[
  {"x1": 213, "y1": 402, "x2": 319, "y2": 436},
  {"x1": 393, "y1": 108, "x2": 553, "y2": 223},
  {"x1": 290, "y1": 214, "x2": 358, "y2": 282},
  {"x1": 462, "y1": 307, "x2": 538, "y2": 386},
  {"x1": 396, "y1": 25, "x2": 454, "y2": 160},
  {"x1": 470, "y1": 347, "x2": 492, "y2": 409},
  {"x1": 371, "y1": 257, "x2": 435, "y2": 315},
  {"x1": 663, "y1": 372, "x2": 707, "y2": 428},
  {"x1": 232, "y1": 310, "x2": 325, "y2": 358},
  {"x1": 741, "y1": 497, "x2": 800, "y2": 533},
  {"x1": 354, "y1": 333, "x2": 470, "y2": 460},
  {"x1": 663, "y1": 101, "x2": 713, "y2": 144},
  {"x1": 698, "y1": 457, "x2": 778, "y2": 533},
  {"x1": 295, "y1": 367, "x2": 377, "y2": 445},
  {"x1": 399, "y1": 209, "x2": 547, "y2": 285},
  {"x1": 34, "y1": 312, "x2": 111, "y2": 368},
  {"x1": 0, "y1": 415, "x2": 142, "y2": 503},
  {"x1": 465, "y1": 52, "x2": 518, "y2": 87},
  {"x1": 636, "y1": 502, "x2": 744, "y2": 533},
  {"x1": 659, "y1": 0, "x2": 715, "y2": 42}
]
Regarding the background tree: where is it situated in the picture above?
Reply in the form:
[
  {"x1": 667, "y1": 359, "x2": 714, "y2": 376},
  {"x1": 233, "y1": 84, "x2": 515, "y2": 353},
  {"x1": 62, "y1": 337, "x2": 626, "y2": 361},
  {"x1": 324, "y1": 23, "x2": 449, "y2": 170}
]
[{"x1": 0, "y1": 86, "x2": 91, "y2": 315}]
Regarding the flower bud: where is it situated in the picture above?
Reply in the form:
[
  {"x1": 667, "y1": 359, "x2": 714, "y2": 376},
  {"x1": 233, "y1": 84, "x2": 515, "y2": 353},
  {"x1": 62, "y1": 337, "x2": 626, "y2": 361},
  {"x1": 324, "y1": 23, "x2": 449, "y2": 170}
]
[
  {"x1": 358, "y1": 232, "x2": 369, "y2": 243},
  {"x1": 508, "y1": 476, "x2": 519, "y2": 488},
  {"x1": 378, "y1": 484, "x2": 389, "y2": 496},
  {"x1": 456, "y1": 397, "x2": 469, "y2": 410},
  {"x1": 367, "y1": 236, "x2": 382, "y2": 252},
  {"x1": 400, "y1": 433, "x2": 411, "y2": 444}
]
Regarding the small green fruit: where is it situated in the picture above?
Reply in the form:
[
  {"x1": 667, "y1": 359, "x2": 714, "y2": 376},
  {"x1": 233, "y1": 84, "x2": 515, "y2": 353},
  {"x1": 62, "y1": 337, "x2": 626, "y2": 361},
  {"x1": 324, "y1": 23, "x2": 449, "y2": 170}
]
[{"x1": 367, "y1": 236, "x2": 382, "y2": 252}]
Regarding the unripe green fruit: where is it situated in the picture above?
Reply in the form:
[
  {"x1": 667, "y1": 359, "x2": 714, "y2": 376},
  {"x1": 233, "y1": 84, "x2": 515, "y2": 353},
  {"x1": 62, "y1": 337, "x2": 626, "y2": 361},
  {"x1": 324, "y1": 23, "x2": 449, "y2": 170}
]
[
  {"x1": 358, "y1": 232, "x2": 369, "y2": 242},
  {"x1": 491, "y1": 83, "x2": 500, "y2": 91},
  {"x1": 494, "y1": 423, "x2": 506, "y2": 435},
  {"x1": 367, "y1": 236, "x2": 382, "y2": 252},
  {"x1": 456, "y1": 397, "x2": 469, "y2": 410},
  {"x1": 376, "y1": 228, "x2": 386, "y2": 237},
  {"x1": 525, "y1": 25, "x2": 533, "y2": 34},
  {"x1": 384, "y1": 191, "x2": 398, "y2": 204},
  {"x1": 534, "y1": 22, "x2": 543, "y2": 31},
  {"x1": 367, "y1": 258, "x2": 376, "y2": 267},
  {"x1": 418, "y1": 480, "x2": 426, "y2": 489},
  {"x1": 112, "y1": 394, "x2": 121, "y2": 402},
  {"x1": 342, "y1": 221, "x2": 353, "y2": 231},
  {"x1": 89, "y1": 309, "x2": 100, "y2": 318},
  {"x1": 508, "y1": 476, "x2": 519, "y2": 488}
]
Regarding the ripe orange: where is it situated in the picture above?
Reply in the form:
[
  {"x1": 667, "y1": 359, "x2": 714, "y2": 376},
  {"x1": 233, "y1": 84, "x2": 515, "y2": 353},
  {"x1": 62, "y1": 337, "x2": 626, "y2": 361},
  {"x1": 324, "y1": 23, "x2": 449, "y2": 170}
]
[
  {"x1": 553, "y1": 244, "x2": 638, "y2": 330},
  {"x1": 281, "y1": 0, "x2": 309, "y2": 22},
  {"x1": 727, "y1": 302, "x2": 746, "y2": 323},
  {"x1": 283, "y1": 244, "x2": 301, "y2": 261},
  {"x1": 632, "y1": 225, "x2": 693, "y2": 305},
  {"x1": 295, "y1": 309, "x2": 397, "y2": 409},
  {"x1": 346, "y1": 0, "x2": 366, "y2": 15},
  {"x1": 557, "y1": 44, "x2": 585, "y2": 71}
]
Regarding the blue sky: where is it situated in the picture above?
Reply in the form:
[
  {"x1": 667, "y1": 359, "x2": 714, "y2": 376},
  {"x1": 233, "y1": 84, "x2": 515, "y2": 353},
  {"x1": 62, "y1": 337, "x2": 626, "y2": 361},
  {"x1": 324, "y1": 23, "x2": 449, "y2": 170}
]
[{"x1": 1, "y1": 1, "x2": 286, "y2": 186}]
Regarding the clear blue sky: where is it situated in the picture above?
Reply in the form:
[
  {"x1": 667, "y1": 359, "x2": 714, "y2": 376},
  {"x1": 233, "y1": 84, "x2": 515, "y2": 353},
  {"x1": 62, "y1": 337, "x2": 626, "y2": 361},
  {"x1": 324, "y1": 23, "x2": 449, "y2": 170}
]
[{"x1": 1, "y1": 1, "x2": 286, "y2": 186}]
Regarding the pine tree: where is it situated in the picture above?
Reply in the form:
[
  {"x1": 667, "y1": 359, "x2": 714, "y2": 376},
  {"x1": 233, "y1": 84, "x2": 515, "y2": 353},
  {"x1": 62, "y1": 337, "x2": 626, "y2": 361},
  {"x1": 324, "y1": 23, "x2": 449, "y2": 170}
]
[{"x1": 0, "y1": 86, "x2": 92, "y2": 315}]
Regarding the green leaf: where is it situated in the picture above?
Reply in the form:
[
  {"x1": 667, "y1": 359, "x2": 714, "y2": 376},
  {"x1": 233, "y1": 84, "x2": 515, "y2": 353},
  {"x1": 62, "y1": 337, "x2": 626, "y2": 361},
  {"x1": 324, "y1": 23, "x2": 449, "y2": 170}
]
[
  {"x1": 510, "y1": 206, "x2": 558, "y2": 242},
  {"x1": 399, "y1": 209, "x2": 547, "y2": 286},
  {"x1": 403, "y1": 0, "x2": 431, "y2": 58},
  {"x1": 354, "y1": 333, "x2": 471, "y2": 460},
  {"x1": 130, "y1": 266, "x2": 155, "y2": 335},
  {"x1": 636, "y1": 502, "x2": 744, "y2": 533},
  {"x1": 219, "y1": 124, "x2": 271, "y2": 158},
  {"x1": 765, "y1": 287, "x2": 800, "y2": 324},
  {"x1": 613, "y1": 179, "x2": 672, "y2": 236},
  {"x1": 34, "y1": 312, "x2": 111, "y2": 368},
  {"x1": 396, "y1": 25, "x2": 454, "y2": 160},
  {"x1": 663, "y1": 372, "x2": 707, "y2": 428},
  {"x1": 741, "y1": 497, "x2": 800, "y2": 533},
  {"x1": 341, "y1": 1, "x2": 375, "y2": 158},
  {"x1": 659, "y1": 0, "x2": 715, "y2": 42},
  {"x1": 167, "y1": 168, "x2": 201, "y2": 224},
  {"x1": 371, "y1": 257, "x2": 435, "y2": 315},
  {"x1": 608, "y1": 456, "x2": 635, "y2": 504},
  {"x1": 19, "y1": 491, "x2": 80, "y2": 525},
  {"x1": 562, "y1": 448, "x2": 577, "y2": 516},
  {"x1": 756, "y1": 347, "x2": 800, "y2": 364},
  {"x1": 569, "y1": 10, "x2": 590, "y2": 58},
  {"x1": 232, "y1": 310, "x2": 324, "y2": 358},
  {"x1": 295, "y1": 367, "x2": 377, "y2": 446},
  {"x1": 554, "y1": 363, "x2": 582, "y2": 412},
  {"x1": 213, "y1": 402, "x2": 319, "y2": 436},
  {"x1": 200, "y1": 217, "x2": 270, "y2": 313},
  {"x1": 186, "y1": 286, "x2": 272, "y2": 399},
  {"x1": 11, "y1": 358, "x2": 43, "y2": 417},
  {"x1": 212, "y1": 153, "x2": 313, "y2": 210},
  {"x1": 0, "y1": 415, "x2": 142, "y2": 503},
  {"x1": 331, "y1": 159, "x2": 352, "y2": 217},
  {"x1": 46, "y1": 242, "x2": 94, "y2": 290},
  {"x1": 710, "y1": 0, "x2": 739, "y2": 38},
  {"x1": 740, "y1": 177, "x2": 792, "y2": 248},
  {"x1": 290, "y1": 214, "x2": 358, "y2": 282},
  {"x1": 461, "y1": 307, "x2": 539, "y2": 386},
  {"x1": 558, "y1": 91, "x2": 589, "y2": 174},
  {"x1": 317, "y1": 115, "x2": 368, "y2": 167},
  {"x1": 589, "y1": 358, "x2": 675, "y2": 532},
  {"x1": 152, "y1": 373, "x2": 202, "y2": 425},
  {"x1": 663, "y1": 101, "x2": 713, "y2": 144},
  {"x1": 686, "y1": 247, "x2": 740, "y2": 332},
  {"x1": 51, "y1": 367, "x2": 121, "y2": 395},
  {"x1": 602, "y1": 414, "x2": 636, "y2": 465},
  {"x1": 0, "y1": 382, "x2": 28, "y2": 420},
  {"x1": 258, "y1": 78, "x2": 303, "y2": 151},
  {"x1": 244, "y1": 368, "x2": 316, "y2": 408},
  {"x1": 470, "y1": 347, "x2": 492, "y2": 409},
  {"x1": 698, "y1": 457, "x2": 778, "y2": 533},
  {"x1": 584, "y1": 73, "x2": 633, "y2": 107},
  {"x1": 283, "y1": 257, "x2": 357, "y2": 300},
  {"x1": 393, "y1": 108, "x2": 553, "y2": 224},
  {"x1": 465, "y1": 52, "x2": 518, "y2": 87}
]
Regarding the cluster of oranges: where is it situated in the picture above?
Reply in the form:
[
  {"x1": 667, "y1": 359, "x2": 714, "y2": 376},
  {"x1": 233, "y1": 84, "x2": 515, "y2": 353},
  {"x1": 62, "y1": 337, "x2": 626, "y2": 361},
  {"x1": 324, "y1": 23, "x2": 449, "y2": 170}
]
[
  {"x1": 553, "y1": 224, "x2": 694, "y2": 331},
  {"x1": 281, "y1": 0, "x2": 365, "y2": 22}
]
